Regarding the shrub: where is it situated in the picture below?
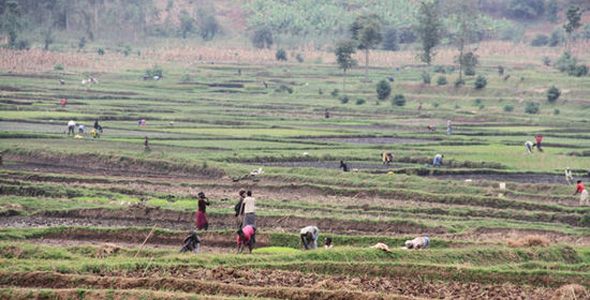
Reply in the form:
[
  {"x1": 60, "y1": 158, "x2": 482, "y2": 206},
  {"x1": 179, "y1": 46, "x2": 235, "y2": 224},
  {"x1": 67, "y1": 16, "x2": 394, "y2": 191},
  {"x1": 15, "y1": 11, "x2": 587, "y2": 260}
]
[
  {"x1": 146, "y1": 65, "x2": 164, "y2": 78},
  {"x1": 376, "y1": 79, "x2": 392, "y2": 100},
  {"x1": 181, "y1": 73, "x2": 192, "y2": 82},
  {"x1": 436, "y1": 76, "x2": 448, "y2": 85},
  {"x1": 542, "y1": 56, "x2": 551, "y2": 66},
  {"x1": 275, "y1": 48, "x2": 287, "y2": 61},
  {"x1": 318, "y1": 88, "x2": 323, "y2": 95},
  {"x1": 392, "y1": 94, "x2": 406, "y2": 106},
  {"x1": 524, "y1": 101, "x2": 540, "y2": 114},
  {"x1": 331, "y1": 89, "x2": 339, "y2": 97},
  {"x1": 553, "y1": 108, "x2": 560, "y2": 115},
  {"x1": 97, "y1": 48, "x2": 105, "y2": 55},
  {"x1": 421, "y1": 72, "x2": 431, "y2": 84},
  {"x1": 530, "y1": 34, "x2": 549, "y2": 46},
  {"x1": 355, "y1": 98, "x2": 366, "y2": 105},
  {"x1": 554, "y1": 51, "x2": 577, "y2": 74},
  {"x1": 464, "y1": 67, "x2": 476, "y2": 76},
  {"x1": 445, "y1": 66, "x2": 455, "y2": 73},
  {"x1": 499, "y1": 24, "x2": 524, "y2": 42},
  {"x1": 549, "y1": 29, "x2": 564, "y2": 47},
  {"x1": 295, "y1": 53, "x2": 304, "y2": 63},
  {"x1": 503, "y1": 105, "x2": 514, "y2": 112},
  {"x1": 546, "y1": 86, "x2": 561, "y2": 103},
  {"x1": 434, "y1": 65, "x2": 445, "y2": 73},
  {"x1": 432, "y1": 102, "x2": 439, "y2": 108},
  {"x1": 340, "y1": 95, "x2": 349, "y2": 104},
  {"x1": 78, "y1": 37, "x2": 86, "y2": 50},
  {"x1": 478, "y1": 104, "x2": 485, "y2": 110},
  {"x1": 572, "y1": 65, "x2": 588, "y2": 77},
  {"x1": 474, "y1": 75, "x2": 487, "y2": 89},
  {"x1": 454, "y1": 78, "x2": 465, "y2": 87},
  {"x1": 508, "y1": 0, "x2": 546, "y2": 20},
  {"x1": 473, "y1": 98, "x2": 482, "y2": 106},
  {"x1": 275, "y1": 85, "x2": 293, "y2": 93},
  {"x1": 54, "y1": 64, "x2": 64, "y2": 71}
]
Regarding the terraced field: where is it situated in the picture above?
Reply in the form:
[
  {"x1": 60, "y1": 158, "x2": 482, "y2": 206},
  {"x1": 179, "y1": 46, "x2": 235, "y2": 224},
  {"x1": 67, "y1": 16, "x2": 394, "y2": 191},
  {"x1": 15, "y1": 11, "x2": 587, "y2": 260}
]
[{"x1": 1, "y1": 43, "x2": 590, "y2": 299}]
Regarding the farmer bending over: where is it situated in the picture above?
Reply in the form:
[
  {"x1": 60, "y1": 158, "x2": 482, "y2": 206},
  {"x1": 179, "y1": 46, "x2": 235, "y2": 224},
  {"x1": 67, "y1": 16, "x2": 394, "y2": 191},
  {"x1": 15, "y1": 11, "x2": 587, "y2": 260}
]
[
  {"x1": 237, "y1": 225, "x2": 256, "y2": 254},
  {"x1": 300, "y1": 226, "x2": 319, "y2": 250},
  {"x1": 403, "y1": 236, "x2": 430, "y2": 250},
  {"x1": 180, "y1": 230, "x2": 201, "y2": 253}
]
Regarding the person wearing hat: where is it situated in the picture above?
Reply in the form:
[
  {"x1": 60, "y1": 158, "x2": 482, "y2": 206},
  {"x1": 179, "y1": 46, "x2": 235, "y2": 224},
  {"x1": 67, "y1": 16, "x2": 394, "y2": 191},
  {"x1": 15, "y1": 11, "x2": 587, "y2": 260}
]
[
  {"x1": 403, "y1": 236, "x2": 430, "y2": 250},
  {"x1": 234, "y1": 189, "x2": 247, "y2": 229},
  {"x1": 242, "y1": 190, "x2": 256, "y2": 227},
  {"x1": 195, "y1": 191, "x2": 210, "y2": 230}
]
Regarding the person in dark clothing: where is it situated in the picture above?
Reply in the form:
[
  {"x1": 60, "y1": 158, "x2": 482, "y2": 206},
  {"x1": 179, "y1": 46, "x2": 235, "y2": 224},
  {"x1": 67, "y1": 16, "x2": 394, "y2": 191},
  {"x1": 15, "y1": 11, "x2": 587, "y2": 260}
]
[
  {"x1": 144, "y1": 136, "x2": 150, "y2": 151},
  {"x1": 534, "y1": 134, "x2": 543, "y2": 152},
  {"x1": 195, "y1": 191, "x2": 210, "y2": 230},
  {"x1": 339, "y1": 160, "x2": 349, "y2": 172},
  {"x1": 179, "y1": 230, "x2": 201, "y2": 253},
  {"x1": 235, "y1": 189, "x2": 246, "y2": 229},
  {"x1": 324, "y1": 108, "x2": 330, "y2": 119}
]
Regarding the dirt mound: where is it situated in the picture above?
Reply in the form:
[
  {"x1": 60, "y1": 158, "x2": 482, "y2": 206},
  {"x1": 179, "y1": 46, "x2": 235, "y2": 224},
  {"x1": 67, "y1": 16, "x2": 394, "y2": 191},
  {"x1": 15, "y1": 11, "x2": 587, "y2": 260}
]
[
  {"x1": 507, "y1": 235, "x2": 550, "y2": 248},
  {"x1": 552, "y1": 284, "x2": 589, "y2": 300}
]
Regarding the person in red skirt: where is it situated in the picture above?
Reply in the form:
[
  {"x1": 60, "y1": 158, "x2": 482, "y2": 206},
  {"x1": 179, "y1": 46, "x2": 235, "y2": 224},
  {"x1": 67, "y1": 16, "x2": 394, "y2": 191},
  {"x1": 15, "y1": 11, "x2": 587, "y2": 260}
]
[{"x1": 195, "y1": 191, "x2": 210, "y2": 230}]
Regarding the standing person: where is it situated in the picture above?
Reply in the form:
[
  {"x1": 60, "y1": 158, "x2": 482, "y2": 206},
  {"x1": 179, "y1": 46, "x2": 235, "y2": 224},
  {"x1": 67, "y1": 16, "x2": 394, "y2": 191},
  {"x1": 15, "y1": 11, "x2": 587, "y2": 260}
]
[
  {"x1": 534, "y1": 134, "x2": 543, "y2": 152},
  {"x1": 234, "y1": 189, "x2": 246, "y2": 229},
  {"x1": 61, "y1": 98, "x2": 67, "y2": 107},
  {"x1": 195, "y1": 191, "x2": 210, "y2": 230},
  {"x1": 417, "y1": 102, "x2": 422, "y2": 111},
  {"x1": 67, "y1": 120, "x2": 76, "y2": 135},
  {"x1": 94, "y1": 120, "x2": 102, "y2": 132},
  {"x1": 446, "y1": 120, "x2": 452, "y2": 135},
  {"x1": 525, "y1": 141, "x2": 534, "y2": 154},
  {"x1": 403, "y1": 236, "x2": 430, "y2": 250},
  {"x1": 144, "y1": 136, "x2": 150, "y2": 151},
  {"x1": 300, "y1": 226, "x2": 319, "y2": 250},
  {"x1": 236, "y1": 225, "x2": 256, "y2": 254},
  {"x1": 141, "y1": 119, "x2": 146, "y2": 126},
  {"x1": 324, "y1": 108, "x2": 330, "y2": 119},
  {"x1": 565, "y1": 167, "x2": 574, "y2": 185},
  {"x1": 433, "y1": 154, "x2": 443, "y2": 166},
  {"x1": 574, "y1": 180, "x2": 589, "y2": 206},
  {"x1": 242, "y1": 190, "x2": 256, "y2": 227}
]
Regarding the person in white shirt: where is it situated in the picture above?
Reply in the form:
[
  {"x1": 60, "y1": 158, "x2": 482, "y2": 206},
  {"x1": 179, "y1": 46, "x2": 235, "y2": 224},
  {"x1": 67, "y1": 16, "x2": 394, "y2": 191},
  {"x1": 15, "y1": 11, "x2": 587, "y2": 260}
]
[
  {"x1": 242, "y1": 190, "x2": 256, "y2": 226},
  {"x1": 67, "y1": 120, "x2": 76, "y2": 135}
]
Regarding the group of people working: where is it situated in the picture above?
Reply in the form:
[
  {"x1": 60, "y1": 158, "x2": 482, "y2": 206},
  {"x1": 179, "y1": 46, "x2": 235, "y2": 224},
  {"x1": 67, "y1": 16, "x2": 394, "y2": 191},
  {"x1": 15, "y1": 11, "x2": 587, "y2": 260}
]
[{"x1": 66, "y1": 120, "x2": 102, "y2": 138}]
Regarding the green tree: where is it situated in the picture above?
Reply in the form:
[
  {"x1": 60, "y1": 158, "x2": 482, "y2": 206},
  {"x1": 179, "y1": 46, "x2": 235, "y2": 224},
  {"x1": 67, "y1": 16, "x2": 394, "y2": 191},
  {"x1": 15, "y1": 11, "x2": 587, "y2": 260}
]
[
  {"x1": 376, "y1": 79, "x2": 392, "y2": 100},
  {"x1": 179, "y1": 9, "x2": 195, "y2": 39},
  {"x1": 448, "y1": 0, "x2": 479, "y2": 83},
  {"x1": 197, "y1": 7, "x2": 220, "y2": 41},
  {"x1": 251, "y1": 28, "x2": 273, "y2": 49},
  {"x1": 381, "y1": 27, "x2": 399, "y2": 51},
  {"x1": 508, "y1": 0, "x2": 545, "y2": 20},
  {"x1": 350, "y1": 14, "x2": 382, "y2": 82},
  {"x1": 0, "y1": 0, "x2": 24, "y2": 48},
  {"x1": 546, "y1": 0, "x2": 558, "y2": 23},
  {"x1": 416, "y1": 0, "x2": 443, "y2": 65},
  {"x1": 564, "y1": 5, "x2": 582, "y2": 50},
  {"x1": 334, "y1": 39, "x2": 357, "y2": 92}
]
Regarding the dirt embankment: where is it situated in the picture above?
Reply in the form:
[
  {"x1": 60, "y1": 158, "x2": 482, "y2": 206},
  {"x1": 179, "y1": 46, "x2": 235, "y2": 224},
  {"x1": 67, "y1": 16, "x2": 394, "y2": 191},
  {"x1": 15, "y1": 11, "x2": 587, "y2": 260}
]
[
  {"x1": 18, "y1": 207, "x2": 444, "y2": 235},
  {"x1": 0, "y1": 267, "x2": 562, "y2": 300}
]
